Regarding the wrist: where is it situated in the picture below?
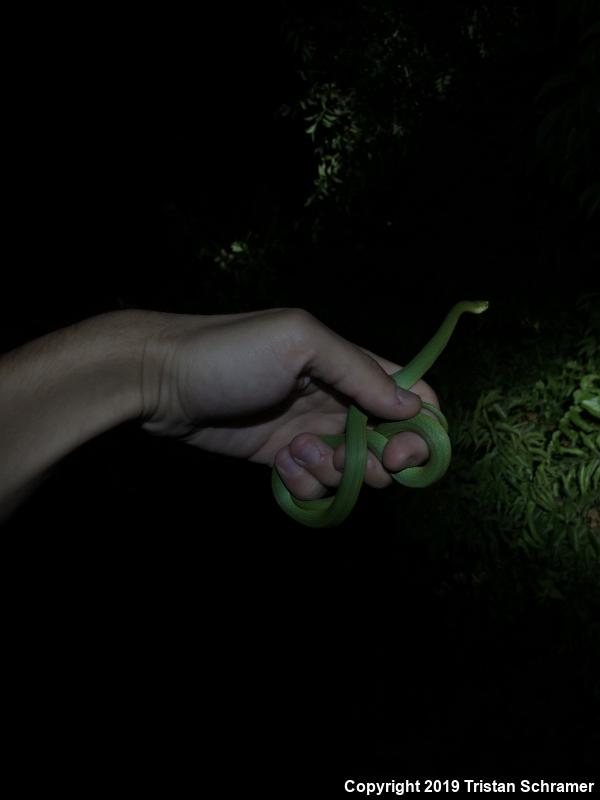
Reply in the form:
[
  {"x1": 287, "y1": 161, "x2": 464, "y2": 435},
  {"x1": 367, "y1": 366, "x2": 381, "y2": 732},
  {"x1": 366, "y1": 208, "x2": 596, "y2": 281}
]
[
  {"x1": 134, "y1": 310, "x2": 207, "y2": 435},
  {"x1": 65, "y1": 309, "x2": 195, "y2": 427},
  {"x1": 94, "y1": 309, "x2": 208, "y2": 434}
]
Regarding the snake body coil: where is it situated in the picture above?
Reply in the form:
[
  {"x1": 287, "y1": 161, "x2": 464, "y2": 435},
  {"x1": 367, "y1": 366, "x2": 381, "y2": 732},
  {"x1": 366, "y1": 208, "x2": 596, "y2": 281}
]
[{"x1": 272, "y1": 300, "x2": 489, "y2": 527}]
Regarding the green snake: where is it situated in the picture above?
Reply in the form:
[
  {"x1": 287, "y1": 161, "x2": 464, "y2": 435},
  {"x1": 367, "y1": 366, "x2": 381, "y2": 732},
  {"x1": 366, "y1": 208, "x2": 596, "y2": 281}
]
[{"x1": 271, "y1": 300, "x2": 489, "y2": 527}]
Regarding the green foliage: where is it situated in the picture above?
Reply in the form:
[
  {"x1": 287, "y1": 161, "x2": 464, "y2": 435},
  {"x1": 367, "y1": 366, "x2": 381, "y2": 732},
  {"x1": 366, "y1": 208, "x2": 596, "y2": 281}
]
[
  {"x1": 418, "y1": 296, "x2": 600, "y2": 606},
  {"x1": 186, "y1": 1, "x2": 596, "y2": 312},
  {"x1": 300, "y1": 81, "x2": 361, "y2": 206},
  {"x1": 283, "y1": 0, "x2": 598, "y2": 224},
  {"x1": 197, "y1": 233, "x2": 282, "y2": 309},
  {"x1": 284, "y1": 1, "x2": 521, "y2": 210}
]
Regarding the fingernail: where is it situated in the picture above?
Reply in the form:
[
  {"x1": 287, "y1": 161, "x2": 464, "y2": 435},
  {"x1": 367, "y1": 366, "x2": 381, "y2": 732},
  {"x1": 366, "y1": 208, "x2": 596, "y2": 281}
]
[
  {"x1": 278, "y1": 451, "x2": 305, "y2": 477},
  {"x1": 293, "y1": 441, "x2": 322, "y2": 468},
  {"x1": 396, "y1": 387, "x2": 417, "y2": 404}
]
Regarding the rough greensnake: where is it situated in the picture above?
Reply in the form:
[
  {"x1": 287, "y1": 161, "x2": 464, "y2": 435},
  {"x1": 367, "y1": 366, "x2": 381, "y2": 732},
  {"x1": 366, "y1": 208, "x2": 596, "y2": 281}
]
[{"x1": 271, "y1": 300, "x2": 489, "y2": 528}]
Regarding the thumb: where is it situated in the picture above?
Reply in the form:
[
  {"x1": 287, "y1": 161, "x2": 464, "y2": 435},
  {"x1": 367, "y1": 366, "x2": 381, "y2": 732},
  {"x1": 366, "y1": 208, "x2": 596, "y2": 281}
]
[{"x1": 303, "y1": 319, "x2": 421, "y2": 420}]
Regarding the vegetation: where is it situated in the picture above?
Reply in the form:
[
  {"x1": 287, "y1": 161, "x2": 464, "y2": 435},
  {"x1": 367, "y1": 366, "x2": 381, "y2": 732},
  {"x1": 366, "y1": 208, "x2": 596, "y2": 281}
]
[
  {"x1": 4, "y1": 0, "x2": 598, "y2": 777},
  {"x1": 408, "y1": 295, "x2": 600, "y2": 610},
  {"x1": 193, "y1": 1, "x2": 599, "y2": 597}
]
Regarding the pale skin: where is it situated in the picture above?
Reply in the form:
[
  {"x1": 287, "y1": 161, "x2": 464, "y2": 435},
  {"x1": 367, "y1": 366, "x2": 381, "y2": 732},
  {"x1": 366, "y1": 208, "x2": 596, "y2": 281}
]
[{"x1": 0, "y1": 308, "x2": 438, "y2": 523}]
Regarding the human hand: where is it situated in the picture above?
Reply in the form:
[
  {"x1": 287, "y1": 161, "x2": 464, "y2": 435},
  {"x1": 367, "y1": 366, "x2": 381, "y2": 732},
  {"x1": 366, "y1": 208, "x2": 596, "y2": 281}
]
[{"x1": 140, "y1": 308, "x2": 440, "y2": 501}]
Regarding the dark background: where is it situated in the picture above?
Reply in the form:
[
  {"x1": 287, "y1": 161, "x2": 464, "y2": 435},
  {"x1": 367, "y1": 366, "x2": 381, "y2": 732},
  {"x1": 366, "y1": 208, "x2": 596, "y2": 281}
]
[{"x1": 3, "y1": 1, "x2": 599, "y2": 792}]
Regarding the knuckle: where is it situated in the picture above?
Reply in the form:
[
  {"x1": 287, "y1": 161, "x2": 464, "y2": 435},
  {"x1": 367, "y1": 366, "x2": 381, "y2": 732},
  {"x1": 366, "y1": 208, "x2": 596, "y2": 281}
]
[
  {"x1": 273, "y1": 308, "x2": 321, "y2": 365},
  {"x1": 274, "y1": 449, "x2": 291, "y2": 471},
  {"x1": 291, "y1": 431, "x2": 316, "y2": 449},
  {"x1": 332, "y1": 445, "x2": 346, "y2": 471},
  {"x1": 366, "y1": 455, "x2": 391, "y2": 488},
  {"x1": 299, "y1": 485, "x2": 327, "y2": 501},
  {"x1": 283, "y1": 307, "x2": 317, "y2": 335}
]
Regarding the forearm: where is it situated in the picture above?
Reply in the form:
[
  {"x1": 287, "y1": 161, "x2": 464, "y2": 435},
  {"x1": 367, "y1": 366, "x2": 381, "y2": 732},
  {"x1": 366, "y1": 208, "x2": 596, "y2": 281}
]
[{"x1": 0, "y1": 311, "x2": 145, "y2": 522}]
